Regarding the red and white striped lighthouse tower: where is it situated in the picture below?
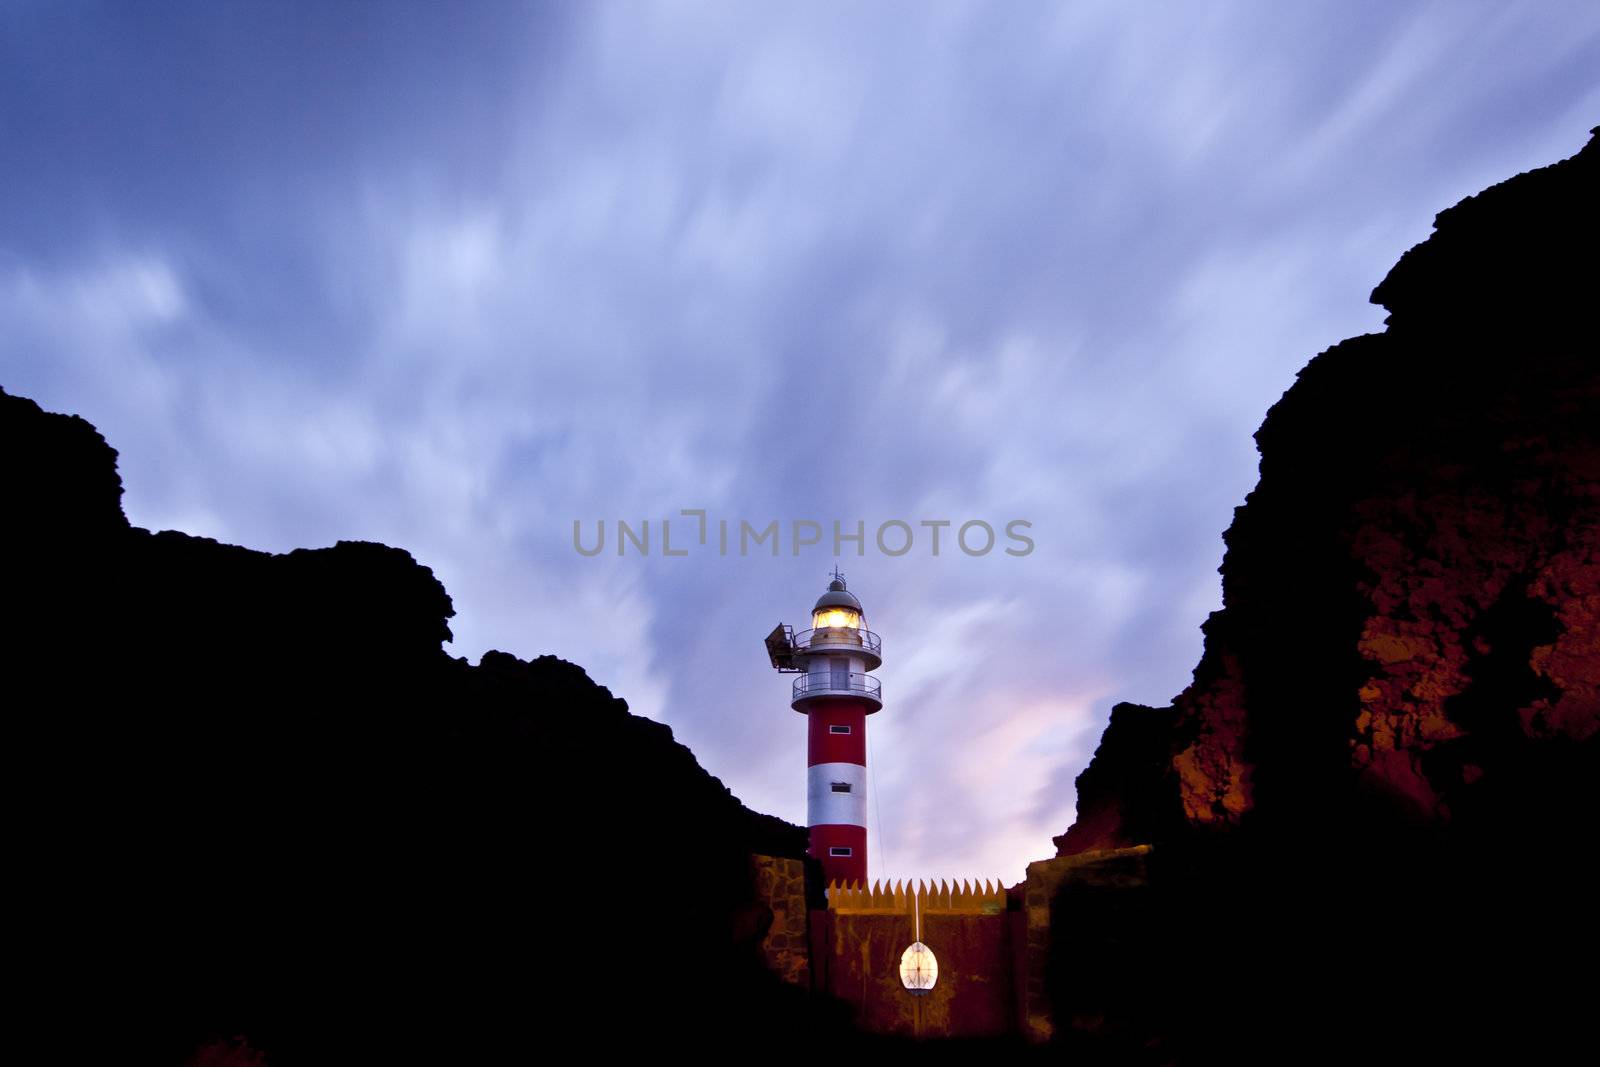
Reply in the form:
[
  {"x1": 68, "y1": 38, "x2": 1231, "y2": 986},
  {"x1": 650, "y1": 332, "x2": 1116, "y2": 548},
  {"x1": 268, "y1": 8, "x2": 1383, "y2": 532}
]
[{"x1": 764, "y1": 569, "x2": 883, "y2": 888}]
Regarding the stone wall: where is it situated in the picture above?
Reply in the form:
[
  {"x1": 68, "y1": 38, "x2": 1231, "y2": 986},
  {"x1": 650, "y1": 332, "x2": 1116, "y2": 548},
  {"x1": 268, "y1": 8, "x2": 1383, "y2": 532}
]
[
  {"x1": 806, "y1": 878, "x2": 1020, "y2": 1038},
  {"x1": 749, "y1": 851, "x2": 1165, "y2": 1043},
  {"x1": 1020, "y1": 845, "x2": 1152, "y2": 1042},
  {"x1": 749, "y1": 853, "x2": 810, "y2": 988}
]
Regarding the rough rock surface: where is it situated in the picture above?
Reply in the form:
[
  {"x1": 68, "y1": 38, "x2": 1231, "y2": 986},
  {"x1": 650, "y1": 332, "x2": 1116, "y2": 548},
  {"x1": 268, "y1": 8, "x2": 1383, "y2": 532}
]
[{"x1": 1051, "y1": 128, "x2": 1600, "y2": 1059}]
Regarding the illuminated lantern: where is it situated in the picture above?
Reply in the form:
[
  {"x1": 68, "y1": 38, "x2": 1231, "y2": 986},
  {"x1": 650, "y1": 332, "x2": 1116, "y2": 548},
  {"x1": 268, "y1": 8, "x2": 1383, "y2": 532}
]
[
  {"x1": 764, "y1": 568, "x2": 883, "y2": 888},
  {"x1": 899, "y1": 940, "x2": 938, "y2": 996},
  {"x1": 812, "y1": 589, "x2": 861, "y2": 630}
]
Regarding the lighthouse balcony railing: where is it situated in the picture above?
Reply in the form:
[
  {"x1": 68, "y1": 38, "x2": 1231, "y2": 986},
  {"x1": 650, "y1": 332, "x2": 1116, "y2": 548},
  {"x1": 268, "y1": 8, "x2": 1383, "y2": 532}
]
[
  {"x1": 792, "y1": 672, "x2": 882, "y2": 704},
  {"x1": 791, "y1": 626, "x2": 882, "y2": 657}
]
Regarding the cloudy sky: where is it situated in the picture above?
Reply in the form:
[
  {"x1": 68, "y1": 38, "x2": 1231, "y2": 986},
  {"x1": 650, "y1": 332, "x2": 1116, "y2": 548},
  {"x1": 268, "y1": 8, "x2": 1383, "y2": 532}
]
[{"x1": 4, "y1": 2, "x2": 1597, "y2": 885}]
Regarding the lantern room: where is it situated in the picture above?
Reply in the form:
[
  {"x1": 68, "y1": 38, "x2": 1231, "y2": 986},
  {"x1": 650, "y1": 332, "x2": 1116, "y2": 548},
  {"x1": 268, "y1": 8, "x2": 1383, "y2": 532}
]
[{"x1": 812, "y1": 578, "x2": 864, "y2": 630}]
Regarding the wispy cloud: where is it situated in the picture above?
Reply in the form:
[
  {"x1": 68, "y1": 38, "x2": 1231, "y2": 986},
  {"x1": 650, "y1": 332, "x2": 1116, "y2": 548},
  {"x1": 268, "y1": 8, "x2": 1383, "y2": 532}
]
[{"x1": 3, "y1": 2, "x2": 1597, "y2": 884}]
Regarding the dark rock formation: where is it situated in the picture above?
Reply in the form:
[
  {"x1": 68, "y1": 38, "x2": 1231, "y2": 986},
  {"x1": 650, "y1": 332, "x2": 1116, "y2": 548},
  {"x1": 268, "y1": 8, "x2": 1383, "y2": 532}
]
[
  {"x1": 2, "y1": 383, "x2": 818, "y2": 1061},
  {"x1": 1052, "y1": 128, "x2": 1599, "y2": 1060}
]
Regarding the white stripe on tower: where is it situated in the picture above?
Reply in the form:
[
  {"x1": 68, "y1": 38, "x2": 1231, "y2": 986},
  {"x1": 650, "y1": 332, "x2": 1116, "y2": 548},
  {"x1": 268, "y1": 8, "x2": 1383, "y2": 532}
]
[{"x1": 807, "y1": 762, "x2": 868, "y2": 827}]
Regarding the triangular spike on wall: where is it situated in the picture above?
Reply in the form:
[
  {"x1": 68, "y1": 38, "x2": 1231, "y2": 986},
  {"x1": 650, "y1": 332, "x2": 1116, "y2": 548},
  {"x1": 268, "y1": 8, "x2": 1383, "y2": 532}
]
[{"x1": 824, "y1": 869, "x2": 1016, "y2": 912}]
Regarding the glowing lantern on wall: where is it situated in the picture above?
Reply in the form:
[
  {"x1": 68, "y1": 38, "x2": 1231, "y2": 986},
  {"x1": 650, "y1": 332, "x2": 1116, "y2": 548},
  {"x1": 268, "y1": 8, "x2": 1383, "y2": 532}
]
[
  {"x1": 899, "y1": 940, "x2": 938, "y2": 996},
  {"x1": 900, "y1": 885, "x2": 937, "y2": 997}
]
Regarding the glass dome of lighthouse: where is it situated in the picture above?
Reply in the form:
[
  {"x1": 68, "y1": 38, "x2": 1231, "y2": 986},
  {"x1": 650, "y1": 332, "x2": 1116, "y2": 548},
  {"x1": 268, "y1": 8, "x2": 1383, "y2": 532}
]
[{"x1": 812, "y1": 574, "x2": 864, "y2": 630}]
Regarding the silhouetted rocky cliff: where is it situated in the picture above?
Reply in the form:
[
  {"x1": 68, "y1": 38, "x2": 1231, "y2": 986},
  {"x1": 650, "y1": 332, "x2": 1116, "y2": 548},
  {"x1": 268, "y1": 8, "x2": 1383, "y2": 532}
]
[
  {"x1": 1051, "y1": 128, "x2": 1599, "y2": 1060},
  {"x1": 1, "y1": 389, "x2": 814, "y2": 1062}
]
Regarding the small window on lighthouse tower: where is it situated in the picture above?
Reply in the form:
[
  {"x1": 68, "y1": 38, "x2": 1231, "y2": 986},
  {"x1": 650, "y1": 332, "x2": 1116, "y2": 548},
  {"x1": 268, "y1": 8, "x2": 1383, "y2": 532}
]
[
  {"x1": 829, "y1": 724, "x2": 852, "y2": 735},
  {"x1": 829, "y1": 847, "x2": 853, "y2": 857},
  {"x1": 830, "y1": 781, "x2": 852, "y2": 793}
]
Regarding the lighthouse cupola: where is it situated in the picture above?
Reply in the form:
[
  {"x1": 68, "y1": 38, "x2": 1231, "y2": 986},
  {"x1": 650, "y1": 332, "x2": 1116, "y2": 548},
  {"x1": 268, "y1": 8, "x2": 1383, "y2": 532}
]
[
  {"x1": 812, "y1": 578, "x2": 863, "y2": 630},
  {"x1": 763, "y1": 568, "x2": 884, "y2": 889}
]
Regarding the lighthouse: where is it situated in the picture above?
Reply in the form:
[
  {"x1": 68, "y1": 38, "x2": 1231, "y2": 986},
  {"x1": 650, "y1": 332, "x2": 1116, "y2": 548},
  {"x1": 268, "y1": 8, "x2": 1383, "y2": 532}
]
[{"x1": 764, "y1": 569, "x2": 883, "y2": 888}]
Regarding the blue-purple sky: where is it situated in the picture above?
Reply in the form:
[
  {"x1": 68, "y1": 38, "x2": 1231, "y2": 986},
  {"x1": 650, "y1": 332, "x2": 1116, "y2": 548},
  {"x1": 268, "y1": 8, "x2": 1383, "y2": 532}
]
[{"x1": 4, "y1": 3, "x2": 1597, "y2": 885}]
